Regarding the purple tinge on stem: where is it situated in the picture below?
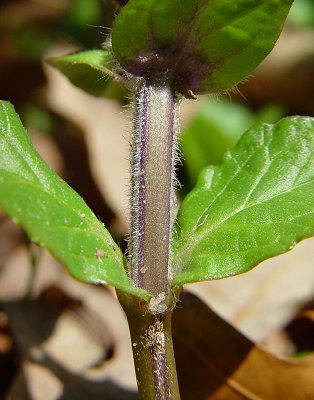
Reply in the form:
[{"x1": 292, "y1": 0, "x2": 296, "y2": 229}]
[
  {"x1": 137, "y1": 86, "x2": 149, "y2": 288},
  {"x1": 115, "y1": 0, "x2": 129, "y2": 6},
  {"x1": 130, "y1": 82, "x2": 176, "y2": 296}
]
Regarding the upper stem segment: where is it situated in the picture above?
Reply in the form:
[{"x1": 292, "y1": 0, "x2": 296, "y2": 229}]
[{"x1": 130, "y1": 80, "x2": 177, "y2": 299}]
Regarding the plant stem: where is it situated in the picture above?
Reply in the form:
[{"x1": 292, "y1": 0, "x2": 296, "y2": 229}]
[
  {"x1": 129, "y1": 79, "x2": 177, "y2": 299},
  {"x1": 118, "y1": 293, "x2": 181, "y2": 400},
  {"x1": 121, "y1": 79, "x2": 181, "y2": 399}
]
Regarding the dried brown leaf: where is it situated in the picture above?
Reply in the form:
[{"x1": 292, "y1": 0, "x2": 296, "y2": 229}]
[{"x1": 173, "y1": 292, "x2": 314, "y2": 400}]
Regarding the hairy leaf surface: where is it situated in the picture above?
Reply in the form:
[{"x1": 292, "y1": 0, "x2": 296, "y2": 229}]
[
  {"x1": 0, "y1": 101, "x2": 147, "y2": 298},
  {"x1": 172, "y1": 117, "x2": 314, "y2": 286},
  {"x1": 112, "y1": 0, "x2": 293, "y2": 95}
]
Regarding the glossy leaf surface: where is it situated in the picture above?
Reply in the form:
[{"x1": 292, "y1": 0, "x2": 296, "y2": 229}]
[
  {"x1": 172, "y1": 117, "x2": 314, "y2": 286},
  {"x1": 47, "y1": 49, "x2": 124, "y2": 98},
  {"x1": 112, "y1": 0, "x2": 293, "y2": 95},
  {"x1": 0, "y1": 101, "x2": 147, "y2": 298}
]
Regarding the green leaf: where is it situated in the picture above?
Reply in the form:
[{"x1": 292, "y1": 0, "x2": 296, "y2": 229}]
[
  {"x1": 47, "y1": 49, "x2": 126, "y2": 98},
  {"x1": 172, "y1": 117, "x2": 314, "y2": 286},
  {"x1": 181, "y1": 100, "x2": 255, "y2": 185},
  {"x1": 288, "y1": 0, "x2": 314, "y2": 28},
  {"x1": 112, "y1": 0, "x2": 293, "y2": 96},
  {"x1": 0, "y1": 101, "x2": 148, "y2": 299},
  {"x1": 181, "y1": 100, "x2": 285, "y2": 185}
]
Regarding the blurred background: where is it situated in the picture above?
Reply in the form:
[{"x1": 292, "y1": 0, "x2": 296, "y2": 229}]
[{"x1": 0, "y1": 0, "x2": 314, "y2": 398}]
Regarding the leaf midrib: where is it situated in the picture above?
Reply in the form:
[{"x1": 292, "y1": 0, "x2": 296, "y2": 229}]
[{"x1": 190, "y1": 128, "x2": 273, "y2": 233}]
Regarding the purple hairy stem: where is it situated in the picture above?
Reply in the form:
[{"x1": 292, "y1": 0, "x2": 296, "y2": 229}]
[
  {"x1": 120, "y1": 78, "x2": 181, "y2": 400},
  {"x1": 129, "y1": 79, "x2": 178, "y2": 303},
  {"x1": 137, "y1": 86, "x2": 149, "y2": 288}
]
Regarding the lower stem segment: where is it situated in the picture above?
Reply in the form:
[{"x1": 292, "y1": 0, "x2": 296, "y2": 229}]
[{"x1": 118, "y1": 292, "x2": 181, "y2": 400}]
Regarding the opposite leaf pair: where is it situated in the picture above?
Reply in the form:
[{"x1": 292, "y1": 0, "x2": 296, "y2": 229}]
[
  {"x1": 1, "y1": 102, "x2": 313, "y2": 299},
  {"x1": 1, "y1": 0, "x2": 313, "y2": 303}
]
